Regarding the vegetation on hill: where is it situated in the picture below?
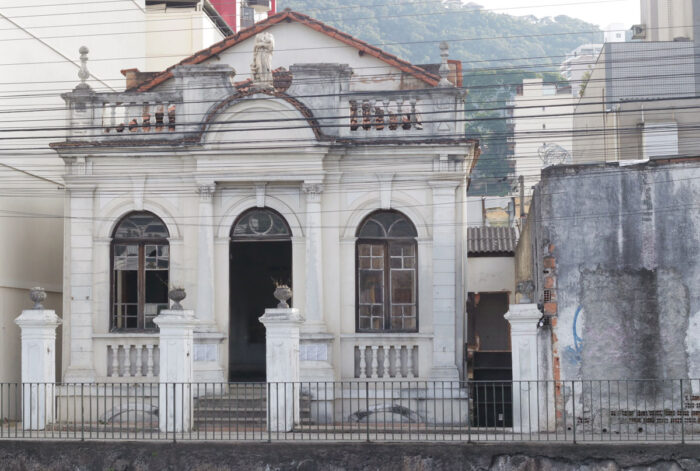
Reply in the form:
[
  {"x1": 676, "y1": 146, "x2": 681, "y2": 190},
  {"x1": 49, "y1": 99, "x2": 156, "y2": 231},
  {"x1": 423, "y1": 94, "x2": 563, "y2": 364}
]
[{"x1": 279, "y1": 0, "x2": 602, "y2": 195}]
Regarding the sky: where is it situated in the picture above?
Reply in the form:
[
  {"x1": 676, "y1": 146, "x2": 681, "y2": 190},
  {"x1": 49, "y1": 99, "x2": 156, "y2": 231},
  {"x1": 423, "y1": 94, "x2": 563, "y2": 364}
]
[{"x1": 473, "y1": 0, "x2": 641, "y2": 28}]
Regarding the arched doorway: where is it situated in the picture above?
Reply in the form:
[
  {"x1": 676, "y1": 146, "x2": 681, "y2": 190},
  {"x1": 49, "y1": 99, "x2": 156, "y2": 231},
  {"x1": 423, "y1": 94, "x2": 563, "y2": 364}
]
[{"x1": 229, "y1": 208, "x2": 292, "y2": 381}]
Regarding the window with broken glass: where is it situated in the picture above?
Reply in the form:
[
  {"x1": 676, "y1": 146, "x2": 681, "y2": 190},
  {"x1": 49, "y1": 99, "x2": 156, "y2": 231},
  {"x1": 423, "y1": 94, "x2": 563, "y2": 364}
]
[
  {"x1": 111, "y1": 211, "x2": 170, "y2": 331},
  {"x1": 356, "y1": 211, "x2": 418, "y2": 332}
]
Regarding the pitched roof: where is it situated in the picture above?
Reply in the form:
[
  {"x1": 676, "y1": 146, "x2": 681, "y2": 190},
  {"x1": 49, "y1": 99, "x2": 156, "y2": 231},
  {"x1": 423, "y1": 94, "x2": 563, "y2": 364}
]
[
  {"x1": 467, "y1": 226, "x2": 518, "y2": 256},
  {"x1": 136, "y1": 9, "x2": 440, "y2": 92}
]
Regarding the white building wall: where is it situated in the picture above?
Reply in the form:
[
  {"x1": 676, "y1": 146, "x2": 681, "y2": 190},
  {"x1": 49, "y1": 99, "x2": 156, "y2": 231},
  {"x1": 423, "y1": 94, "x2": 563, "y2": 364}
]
[
  {"x1": 0, "y1": 0, "x2": 230, "y2": 383},
  {"x1": 513, "y1": 79, "x2": 575, "y2": 194},
  {"x1": 467, "y1": 257, "x2": 516, "y2": 303},
  {"x1": 641, "y1": 0, "x2": 694, "y2": 41}
]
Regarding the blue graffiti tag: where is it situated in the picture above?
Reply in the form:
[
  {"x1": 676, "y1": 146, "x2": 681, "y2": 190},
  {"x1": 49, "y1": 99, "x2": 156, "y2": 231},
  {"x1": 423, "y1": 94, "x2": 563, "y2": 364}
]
[
  {"x1": 562, "y1": 306, "x2": 584, "y2": 366},
  {"x1": 572, "y1": 305, "x2": 583, "y2": 354}
]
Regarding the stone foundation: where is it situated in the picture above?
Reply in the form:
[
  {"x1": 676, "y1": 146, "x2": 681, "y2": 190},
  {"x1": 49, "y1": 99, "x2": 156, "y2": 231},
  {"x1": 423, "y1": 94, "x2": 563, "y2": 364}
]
[{"x1": 0, "y1": 441, "x2": 697, "y2": 470}]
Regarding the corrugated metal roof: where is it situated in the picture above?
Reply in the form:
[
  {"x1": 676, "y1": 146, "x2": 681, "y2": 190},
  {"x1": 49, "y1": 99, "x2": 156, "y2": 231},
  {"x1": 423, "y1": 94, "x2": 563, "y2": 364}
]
[{"x1": 467, "y1": 226, "x2": 517, "y2": 256}]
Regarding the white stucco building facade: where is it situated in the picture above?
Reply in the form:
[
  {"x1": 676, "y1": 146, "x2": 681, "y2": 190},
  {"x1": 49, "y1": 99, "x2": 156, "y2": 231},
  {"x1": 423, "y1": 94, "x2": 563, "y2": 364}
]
[
  {"x1": 0, "y1": 0, "x2": 232, "y2": 384},
  {"x1": 52, "y1": 11, "x2": 479, "y2": 387}
]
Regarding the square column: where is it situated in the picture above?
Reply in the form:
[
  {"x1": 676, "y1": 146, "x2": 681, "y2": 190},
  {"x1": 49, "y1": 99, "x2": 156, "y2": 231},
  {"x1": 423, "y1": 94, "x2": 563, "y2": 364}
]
[
  {"x1": 259, "y1": 306, "x2": 303, "y2": 433},
  {"x1": 429, "y1": 181, "x2": 461, "y2": 380},
  {"x1": 64, "y1": 186, "x2": 96, "y2": 382},
  {"x1": 196, "y1": 184, "x2": 216, "y2": 328},
  {"x1": 154, "y1": 295, "x2": 198, "y2": 433},
  {"x1": 15, "y1": 288, "x2": 62, "y2": 430},
  {"x1": 194, "y1": 184, "x2": 226, "y2": 384},
  {"x1": 504, "y1": 303, "x2": 543, "y2": 433},
  {"x1": 302, "y1": 183, "x2": 324, "y2": 330}
]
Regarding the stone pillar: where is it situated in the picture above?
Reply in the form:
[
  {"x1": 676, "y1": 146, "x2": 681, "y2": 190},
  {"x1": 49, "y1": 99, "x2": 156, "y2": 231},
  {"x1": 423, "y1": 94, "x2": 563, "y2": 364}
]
[
  {"x1": 64, "y1": 185, "x2": 96, "y2": 383},
  {"x1": 504, "y1": 303, "x2": 542, "y2": 433},
  {"x1": 196, "y1": 184, "x2": 216, "y2": 329},
  {"x1": 429, "y1": 181, "x2": 461, "y2": 380},
  {"x1": 259, "y1": 289, "x2": 303, "y2": 433},
  {"x1": 302, "y1": 183, "x2": 324, "y2": 330},
  {"x1": 15, "y1": 288, "x2": 62, "y2": 430},
  {"x1": 154, "y1": 289, "x2": 198, "y2": 433}
]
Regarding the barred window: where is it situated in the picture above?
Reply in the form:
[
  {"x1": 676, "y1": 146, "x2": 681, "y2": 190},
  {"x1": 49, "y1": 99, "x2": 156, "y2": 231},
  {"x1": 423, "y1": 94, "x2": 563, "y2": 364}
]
[{"x1": 356, "y1": 211, "x2": 418, "y2": 332}]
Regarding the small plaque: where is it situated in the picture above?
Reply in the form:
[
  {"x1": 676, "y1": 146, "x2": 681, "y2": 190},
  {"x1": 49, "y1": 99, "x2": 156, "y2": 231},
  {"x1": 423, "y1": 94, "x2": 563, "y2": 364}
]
[
  {"x1": 300, "y1": 343, "x2": 328, "y2": 362},
  {"x1": 194, "y1": 343, "x2": 218, "y2": 362}
]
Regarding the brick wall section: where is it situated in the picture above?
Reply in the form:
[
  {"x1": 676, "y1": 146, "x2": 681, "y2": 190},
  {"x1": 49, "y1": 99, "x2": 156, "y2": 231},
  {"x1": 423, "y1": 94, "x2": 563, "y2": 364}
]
[{"x1": 543, "y1": 244, "x2": 563, "y2": 415}]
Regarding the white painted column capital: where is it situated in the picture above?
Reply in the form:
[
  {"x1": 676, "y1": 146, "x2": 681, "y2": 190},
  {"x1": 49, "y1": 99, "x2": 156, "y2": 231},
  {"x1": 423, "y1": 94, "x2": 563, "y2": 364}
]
[
  {"x1": 154, "y1": 308, "x2": 198, "y2": 433},
  {"x1": 260, "y1": 307, "x2": 303, "y2": 432},
  {"x1": 16, "y1": 291, "x2": 62, "y2": 430}
]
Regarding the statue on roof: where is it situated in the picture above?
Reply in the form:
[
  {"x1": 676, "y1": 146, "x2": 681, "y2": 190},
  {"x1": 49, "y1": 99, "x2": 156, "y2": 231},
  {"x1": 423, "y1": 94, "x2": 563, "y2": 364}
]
[{"x1": 251, "y1": 32, "x2": 275, "y2": 88}]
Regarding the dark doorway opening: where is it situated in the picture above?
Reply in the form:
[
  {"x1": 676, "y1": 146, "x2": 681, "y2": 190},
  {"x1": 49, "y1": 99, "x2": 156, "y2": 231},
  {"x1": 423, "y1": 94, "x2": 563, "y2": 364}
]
[
  {"x1": 466, "y1": 292, "x2": 513, "y2": 427},
  {"x1": 229, "y1": 240, "x2": 292, "y2": 381}
]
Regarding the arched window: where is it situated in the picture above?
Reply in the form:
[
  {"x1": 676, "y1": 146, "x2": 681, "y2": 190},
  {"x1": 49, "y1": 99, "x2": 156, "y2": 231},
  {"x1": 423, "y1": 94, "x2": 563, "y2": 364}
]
[
  {"x1": 231, "y1": 208, "x2": 291, "y2": 240},
  {"x1": 111, "y1": 211, "x2": 170, "y2": 331},
  {"x1": 356, "y1": 211, "x2": 418, "y2": 332}
]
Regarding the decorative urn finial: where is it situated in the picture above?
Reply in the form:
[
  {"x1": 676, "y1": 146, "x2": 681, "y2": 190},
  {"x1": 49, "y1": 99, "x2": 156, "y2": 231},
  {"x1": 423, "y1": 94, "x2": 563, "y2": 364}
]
[
  {"x1": 168, "y1": 287, "x2": 186, "y2": 310},
  {"x1": 438, "y1": 41, "x2": 452, "y2": 87},
  {"x1": 77, "y1": 46, "x2": 90, "y2": 86},
  {"x1": 273, "y1": 284, "x2": 292, "y2": 309},
  {"x1": 29, "y1": 287, "x2": 47, "y2": 310}
]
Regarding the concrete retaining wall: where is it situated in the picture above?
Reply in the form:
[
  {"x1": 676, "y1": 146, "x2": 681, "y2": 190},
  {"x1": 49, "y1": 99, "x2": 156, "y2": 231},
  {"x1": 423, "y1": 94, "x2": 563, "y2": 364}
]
[{"x1": 0, "y1": 441, "x2": 697, "y2": 470}]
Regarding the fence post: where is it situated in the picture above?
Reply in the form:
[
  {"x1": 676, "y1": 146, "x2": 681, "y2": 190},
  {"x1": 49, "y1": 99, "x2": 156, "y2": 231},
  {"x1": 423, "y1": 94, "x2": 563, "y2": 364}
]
[
  {"x1": 259, "y1": 302, "x2": 303, "y2": 434},
  {"x1": 572, "y1": 380, "x2": 577, "y2": 444},
  {"x1": 153, "y1": 289, "x2": 198, "y2": 434},
  {"x1": 504, "y1": 303, "x2": 542, "y2": 434},
  {"x1": 680, "y1": 379, "x2": 685, "y2": 445},
  {"x1": 15, "y1": 288, "x2": 62, "y2": 431}
]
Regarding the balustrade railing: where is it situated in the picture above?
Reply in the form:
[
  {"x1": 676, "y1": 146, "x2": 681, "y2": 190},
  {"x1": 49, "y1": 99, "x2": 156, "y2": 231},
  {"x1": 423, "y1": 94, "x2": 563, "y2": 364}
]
[
  {"x1": 95, "y1": 93, "x2": 180, "y2": 135},
  {"x1": 356, "y1": 344, "x2": 417, "y2": 379},
  {"x1": 348, "y1": 97, "x2": 422, "y2": 132},
  {"x1": 102, "y1": 340, "x2": 159, "y2": 379}
]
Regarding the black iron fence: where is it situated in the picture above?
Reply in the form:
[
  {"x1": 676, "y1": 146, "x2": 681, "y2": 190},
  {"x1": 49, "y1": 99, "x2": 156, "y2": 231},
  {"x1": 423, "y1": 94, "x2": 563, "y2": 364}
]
[{"x1": 0, "y1": 379, "x2": 698, "y2": 442}]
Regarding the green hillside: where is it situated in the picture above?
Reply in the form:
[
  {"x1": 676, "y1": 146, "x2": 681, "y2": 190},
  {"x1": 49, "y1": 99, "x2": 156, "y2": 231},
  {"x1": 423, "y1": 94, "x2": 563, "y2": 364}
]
[{"x1": 279, "y1": 0, "x2": 602, "y2": 194}]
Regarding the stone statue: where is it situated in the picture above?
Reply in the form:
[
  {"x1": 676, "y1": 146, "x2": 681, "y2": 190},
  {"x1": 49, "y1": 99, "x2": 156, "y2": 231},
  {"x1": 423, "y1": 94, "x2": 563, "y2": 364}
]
[{"x1": 251, "y1": 32, "x2": 275, "y2": 88}]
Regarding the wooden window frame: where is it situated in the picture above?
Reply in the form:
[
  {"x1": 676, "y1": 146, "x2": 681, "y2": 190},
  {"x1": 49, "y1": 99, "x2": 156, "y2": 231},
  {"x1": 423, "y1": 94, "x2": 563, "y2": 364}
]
[
  {"x1": 355, "y1": 211, "x2": 418, "y2": 333},
  {"x1": 110, "y1": 213, "x2": 169, "y2": 332}
]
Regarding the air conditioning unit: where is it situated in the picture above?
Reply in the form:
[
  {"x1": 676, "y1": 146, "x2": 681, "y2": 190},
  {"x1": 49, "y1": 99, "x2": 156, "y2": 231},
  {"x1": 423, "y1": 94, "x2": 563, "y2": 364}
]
[
  {"x1": 247, "y1": 0, "x2": 271, "y2": 14},
  {"x1": 631, "y1": 24, "x2": 646, "y2": 40}
]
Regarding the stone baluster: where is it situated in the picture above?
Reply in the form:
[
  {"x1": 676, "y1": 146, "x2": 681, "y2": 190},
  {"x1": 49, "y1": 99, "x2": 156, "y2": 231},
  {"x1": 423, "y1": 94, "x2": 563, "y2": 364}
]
[
  {"x1": 371, "y1": 345, "x2": 379, "y2": 378},
  {"x1": 406, "y1": 345, "x2": 415, "y2": 379},
  {"x1": 369, "y1": 99, "x2": 376, "y2": 128},
  {"x1": 146, "y1": 344, "x2": 155, "y2": 377},
  {"x1": 111, "y1": 345, "x2": 119, "y2": 377},
  {"x1": 106, "y1": 103, "x2": 117, "y2": 132},
  {"x1": 123, "y1": 344, "x2": 132, "y2": 376},
  {"x1": 135, "y1": 345, "x2": 143, "y2": 376},
  {"x1": 409, "y1": 98, "x2": 418, "y2": 129},
  {"x1": 359, "y1": 346, "x2": 367, "y2": 378}
]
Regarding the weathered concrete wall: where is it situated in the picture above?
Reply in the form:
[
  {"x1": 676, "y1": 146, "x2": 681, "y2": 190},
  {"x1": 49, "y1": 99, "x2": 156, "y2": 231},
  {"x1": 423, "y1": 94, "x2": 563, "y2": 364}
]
[
  {"x1": 0, "y1": 441, "x2": 697, "y2": 470},
  {"x1": 534, "y1": 160, "x2": 700, "y2": 382}
]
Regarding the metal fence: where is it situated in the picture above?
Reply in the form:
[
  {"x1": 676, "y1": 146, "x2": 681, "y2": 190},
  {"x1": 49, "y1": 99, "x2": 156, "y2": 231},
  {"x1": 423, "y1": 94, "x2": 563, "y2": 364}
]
[{"x1": 0, "y1": 379, "x2": 698, "y2": 442}]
